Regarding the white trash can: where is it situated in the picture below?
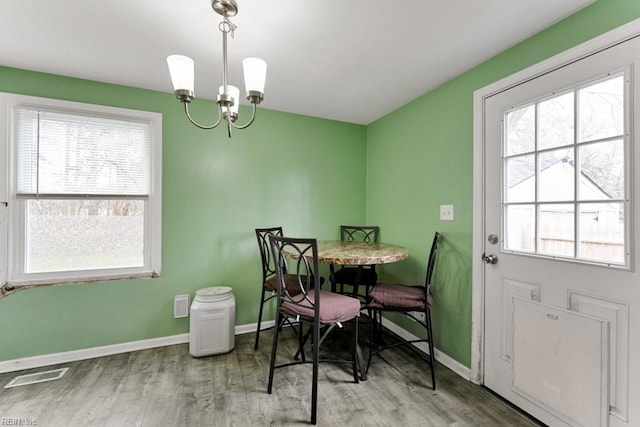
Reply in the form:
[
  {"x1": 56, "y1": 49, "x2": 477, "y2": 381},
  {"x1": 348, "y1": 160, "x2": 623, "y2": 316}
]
[{"x1": 189, "y1": 286, "x2": 235, "y2": 357}]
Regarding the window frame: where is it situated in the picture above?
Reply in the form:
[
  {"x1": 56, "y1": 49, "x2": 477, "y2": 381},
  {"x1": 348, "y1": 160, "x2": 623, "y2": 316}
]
[
  {"x1": 501, "y1": 70, "x2": 630, "y2": 268},
  {"x1": 0, "y1": 93, "x2": 162, "y2": 287}
]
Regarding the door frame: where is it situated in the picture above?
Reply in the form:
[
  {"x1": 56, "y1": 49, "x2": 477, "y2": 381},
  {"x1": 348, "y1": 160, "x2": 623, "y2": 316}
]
[{"x1": 471, "y1": 17, "x2": 640, "y2": 385}]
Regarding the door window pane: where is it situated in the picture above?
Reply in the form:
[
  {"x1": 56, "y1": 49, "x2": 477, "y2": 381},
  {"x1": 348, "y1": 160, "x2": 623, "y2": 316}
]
[
  {"x1": 539, "y1": 204, "x2": 575, "y2": 257},
  {"x1": 578, "y1": 202, "x2": 624, "y2": 264},
  {"x1": 506, "y1": 155, "x2": 535, "y2": 202},
  {"x1": 505, "y1": 205, "x2": 535, "y2": 252},
  {"x1": 538, "y1": 92, "x2": 574, "y2": 150},
  {"x1": 578, "y1": 139, "x2": 624, "y2": 200},
  {"x1": 506, "y1": 105, "x2": 535, "y2": 156},
  {"x1": 539, "y1": 149, "x2": 574, "y2": 202},
  {"x1": 578, "y1": 76, "x2": 624, "y2": 143}
]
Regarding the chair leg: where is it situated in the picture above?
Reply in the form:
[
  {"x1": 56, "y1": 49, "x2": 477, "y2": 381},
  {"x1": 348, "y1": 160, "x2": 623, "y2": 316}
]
[
  {"x1": 352, "y1": 266, "x2": 363, "y2": 299},
  {"x1": 425, "y1": 306, "x2": 436, "y2": 390},
  {"x1": 352, "y1": 317, "x2": 360, "y2": 383},
  {"x1": 329, "y1": 264, "x2": 337, "y2": 293},
  {"x1": 311, "y1": 321, "x2": 320, "y2": 425},
  {"x1": 254, "y1": 287, "x2": 268, "y2": 350},
  {"x1": 376, "y1": 310, "x2": 383, "y2": 345},
  {"x1": 297, "y1": 321, "x2": 307, "y2": 362},
  {"x1": 365, "y1": 308, "x2": 377, "y2": 376},
  {"x1": 294, "y1": 326, "x2": 312, "y2": 361},
  {"x1": 267, "y1": 311, "x2": 282, "y2": 394}
]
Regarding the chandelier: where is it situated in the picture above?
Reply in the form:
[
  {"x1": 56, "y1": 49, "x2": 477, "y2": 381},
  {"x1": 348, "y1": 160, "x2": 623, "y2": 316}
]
[{"x1": 167, "y1": 0, "x2": 267, "y2": 138}]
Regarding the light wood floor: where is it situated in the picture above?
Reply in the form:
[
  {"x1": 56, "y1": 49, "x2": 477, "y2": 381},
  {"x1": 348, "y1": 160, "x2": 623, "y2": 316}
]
[{"x1": 0, "y1": 326, "x2": 542, "y2": 426}]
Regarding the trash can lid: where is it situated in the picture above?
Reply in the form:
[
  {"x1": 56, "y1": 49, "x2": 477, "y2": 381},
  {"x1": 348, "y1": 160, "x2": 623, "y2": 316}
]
[{"x1": 195, "y1": 286, "x2": 234, "y2": 302}]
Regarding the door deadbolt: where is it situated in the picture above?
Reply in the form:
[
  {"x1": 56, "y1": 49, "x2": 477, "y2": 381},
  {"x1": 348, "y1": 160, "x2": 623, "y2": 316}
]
[{"x1": 487, "y1": 234, "x2": 499, "y2": 245}]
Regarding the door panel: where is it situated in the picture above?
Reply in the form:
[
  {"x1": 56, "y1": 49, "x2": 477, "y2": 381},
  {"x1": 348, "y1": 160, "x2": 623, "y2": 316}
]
[
  {"x1": 512, "y1": 298, "x2": 608, "y2": 427},
  {"x1": 568, "y1": 292, "x2": 630, "y2": 421},
  {"x1": 483, "y1": 35, "x2": 640, "y2": 426},
  {"x1": 500, "y1": 278, "x2": 540, "y2": 361}
]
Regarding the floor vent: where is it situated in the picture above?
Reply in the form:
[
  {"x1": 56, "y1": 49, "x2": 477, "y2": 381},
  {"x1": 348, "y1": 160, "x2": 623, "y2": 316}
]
[{"x1": 4, "y1": 368, "x2": 69, "y2": 389}]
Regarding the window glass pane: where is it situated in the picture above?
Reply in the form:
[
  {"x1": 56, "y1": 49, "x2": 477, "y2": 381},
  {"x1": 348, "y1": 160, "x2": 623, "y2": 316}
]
[
  {"x1": 506, "y1": 155, "x2": 535, "y2": 202},
  {"x1": 539, "y1": 148, "x2": 574, "y2": 202},
  {"x1": 25, "y1": 200, "x2": 144, "y2": 273},
  {"x1": 505, "y1": 205, "x2": 535, "y2": 252},
  {"x1": 578, "y1": 202, "x2": 624, "y2": 264},
  {"x1": 538, "y1": 92, "x2": 574, "y2": 150},
  {"x1": 578, "y1": 75, "x2": 624, "y2": 143},
  {"x1": 506, "y1": 105, "x2": 535, "y2": 155},
  {"x1": 539, "y1": 204, "x2": 574, "y2": 257},
  {"x1": 578, "y1": 139, "x2": 624, "y2": 200}
]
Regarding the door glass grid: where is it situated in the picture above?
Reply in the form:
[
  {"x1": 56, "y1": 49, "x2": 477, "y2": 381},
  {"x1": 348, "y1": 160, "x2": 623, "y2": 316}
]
[{"x1": 503, "y1": 73, "x2": 628, "y2": 266}]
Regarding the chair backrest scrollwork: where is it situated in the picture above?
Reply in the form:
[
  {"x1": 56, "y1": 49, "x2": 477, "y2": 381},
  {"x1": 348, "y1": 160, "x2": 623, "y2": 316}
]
[
  {"x1": 340, "y1": 225, "x2": 380, "y2": 243},
  {"x1": 255, "y1": 227, "x2": 284, "y2": 284},
  {"x1": 269, "y1": 235, "x2": 321, "y2": 314}
]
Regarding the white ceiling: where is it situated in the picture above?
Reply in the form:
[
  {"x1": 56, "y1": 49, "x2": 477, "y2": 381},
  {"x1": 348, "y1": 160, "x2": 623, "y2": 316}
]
[{"x1": 1, "y1": 0, "x2": 595, "y2": 125}]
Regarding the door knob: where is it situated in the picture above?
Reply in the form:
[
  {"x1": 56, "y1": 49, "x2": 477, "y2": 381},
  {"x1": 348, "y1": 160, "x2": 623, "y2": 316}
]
[{"x1": 482, "y1": 253, "x2": 498, "y2": 264}]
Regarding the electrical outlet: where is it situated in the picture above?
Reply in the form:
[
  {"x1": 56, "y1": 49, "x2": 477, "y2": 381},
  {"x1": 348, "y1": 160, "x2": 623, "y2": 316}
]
[{"x1": 440, "y1": 204, "x2": 454, "y2": 221}]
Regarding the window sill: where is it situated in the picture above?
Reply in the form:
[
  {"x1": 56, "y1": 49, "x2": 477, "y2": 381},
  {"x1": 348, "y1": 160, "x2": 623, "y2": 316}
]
[{"x1": 1, "y1": 271, "x2": 160, "y2": 298}]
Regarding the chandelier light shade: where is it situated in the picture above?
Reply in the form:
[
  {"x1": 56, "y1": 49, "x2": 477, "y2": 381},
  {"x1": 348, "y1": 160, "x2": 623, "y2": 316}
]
[
  {"x1": 167, "y1": 55, "x2": 195, "y2": 95},
  {"x1": 167, "y1": 0, "x2": 267, "y2": 138},
  {"x1": 243, "y1": 57, "x2": 267, "y2": 97},
  {"x1": 219, "y1": 85, "x2": 240, "y2": 119}
]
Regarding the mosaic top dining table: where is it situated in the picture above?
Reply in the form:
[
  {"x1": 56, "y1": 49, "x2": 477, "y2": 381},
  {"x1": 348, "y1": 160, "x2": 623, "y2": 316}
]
[
  {"x1": 285, "y1": 240, "x2": 408, "y2": 293},
  {"x1": 314, "y1": 240, "x2": 408, "y2": 266}
]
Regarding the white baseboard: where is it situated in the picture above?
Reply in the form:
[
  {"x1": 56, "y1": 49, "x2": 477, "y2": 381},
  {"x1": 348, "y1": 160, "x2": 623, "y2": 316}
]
[
  {"x1": 0, "y1": 320, "x2": 276, "y2": 374},
  {"x1": 0, "y1": 333, "x2": 189, "y2": 374},
  {"x1": 0, "y1": 318, "x2": 471, "y2": 379},
  {"x1": 235, "y1": 320, "x2": 275, "y2": 335},
  {"x1": 381, "y1": 317, "x2": 471, "y2": 380}
]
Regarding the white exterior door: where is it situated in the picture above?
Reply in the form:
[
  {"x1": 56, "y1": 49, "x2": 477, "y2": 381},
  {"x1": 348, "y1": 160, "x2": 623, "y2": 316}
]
[{"x1": 482, "y1": 34, "x2": 640, "y2": 426}]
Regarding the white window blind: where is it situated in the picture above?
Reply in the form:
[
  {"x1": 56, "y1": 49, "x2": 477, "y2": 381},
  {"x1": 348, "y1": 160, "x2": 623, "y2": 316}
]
[{"x1": 15, "y1": 107, "x2": 151, "y2": 197}]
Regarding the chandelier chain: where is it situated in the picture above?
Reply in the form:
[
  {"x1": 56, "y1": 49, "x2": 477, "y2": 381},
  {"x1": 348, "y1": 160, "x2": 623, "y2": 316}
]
[{"x1": 219, "y1": 18, "x2": 237, "y2": 39}]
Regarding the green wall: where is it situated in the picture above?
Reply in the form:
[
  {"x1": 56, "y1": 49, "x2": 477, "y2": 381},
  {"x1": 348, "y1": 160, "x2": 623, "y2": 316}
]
[
  {"x1": 0, "y1": 67, "x2": 366, "y2": 361},
  {"x1": 366, "y1": 0, "x2": 640, "y2": 366}
]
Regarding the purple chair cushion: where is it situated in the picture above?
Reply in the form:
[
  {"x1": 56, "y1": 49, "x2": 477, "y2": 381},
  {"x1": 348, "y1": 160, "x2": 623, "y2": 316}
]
[
  {"x1": 367, "y1": 283, "x2": 433, "y2": 311},
  {"x1": 282, "y1": 290, "x2": 361, "y2": 324}
]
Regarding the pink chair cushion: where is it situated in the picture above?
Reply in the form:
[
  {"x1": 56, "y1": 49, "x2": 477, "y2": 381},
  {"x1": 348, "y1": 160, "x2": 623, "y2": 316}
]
[
  {"x1": 367, "y1": 283, "x2": 433, "y2": 311},
  {"x1": 282, "y1": 290, "x2": 361, "y2": 324}
]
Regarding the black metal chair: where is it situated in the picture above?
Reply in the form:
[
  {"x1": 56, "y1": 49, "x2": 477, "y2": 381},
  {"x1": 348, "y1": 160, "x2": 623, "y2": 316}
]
[
  {"x1": 330, "y1": 225, "x2": 379, "y2": 300},
  {"x1": 365, "y1": 232, "x2": 440, "y2": 389},
  {"x1": 267, "y1": 236, "x2": 361, "y2": 425},
  {"x1": 255, "y1": 227, "x2": 327, "y2": 349},
  {"x1": 254, "y1": 227, "x2": 285, "y2": 350}
]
